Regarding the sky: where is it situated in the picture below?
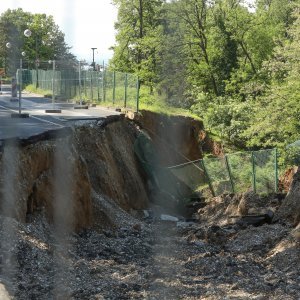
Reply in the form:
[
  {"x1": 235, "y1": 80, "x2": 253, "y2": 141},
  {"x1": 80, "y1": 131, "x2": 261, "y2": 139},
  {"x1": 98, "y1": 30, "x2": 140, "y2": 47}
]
[{"x1": 0, "y1": 0, "x2": 118, "y2": 64}]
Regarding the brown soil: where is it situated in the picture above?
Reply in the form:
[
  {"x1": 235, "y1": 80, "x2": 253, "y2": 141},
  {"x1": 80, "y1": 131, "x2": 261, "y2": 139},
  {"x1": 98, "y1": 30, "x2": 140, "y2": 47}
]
[
  {"x1": 0, "y1": 115, "x2": 299, "y2": 299},
  {"x1": 0, "y1": 117, "x2": 149, "y2": 232},
  {"x1": 0, "y1": 192, "x2": 298, "y2": 300},
  {"x1": 279, "y1": 166, "x2": 298, "y2": 193},
  {"x1": 134, "y1": 110, "x2": 224, "y2": 166}
]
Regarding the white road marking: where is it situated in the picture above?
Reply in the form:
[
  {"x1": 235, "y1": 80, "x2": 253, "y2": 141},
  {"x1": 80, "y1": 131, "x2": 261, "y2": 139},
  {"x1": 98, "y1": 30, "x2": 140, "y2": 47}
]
[
  {"x1": 30, "y1": 115, "x2": 64, "y2": 128},
  {"x1": 0, "y1": 104, "x2": 64, "y2": 128}
]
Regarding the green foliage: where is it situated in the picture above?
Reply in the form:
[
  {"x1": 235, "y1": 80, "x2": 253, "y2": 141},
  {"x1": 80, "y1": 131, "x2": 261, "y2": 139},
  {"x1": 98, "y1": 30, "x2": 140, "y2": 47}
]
[
  {"x1": 110, "y1": 0, "x2": 164, "y2": 89},
  {"x1": 285, "y1": 144, "x2": 300, "y2": 166},
  {"x1": 244, "y1": 5, "x2": 300, "y2": 149},
  {"x1": 110, "y1": 0, "x2": 300, "y2": 160},
  {"x1": 0, "y1": 8, "x2": 75, "y2": 75}
]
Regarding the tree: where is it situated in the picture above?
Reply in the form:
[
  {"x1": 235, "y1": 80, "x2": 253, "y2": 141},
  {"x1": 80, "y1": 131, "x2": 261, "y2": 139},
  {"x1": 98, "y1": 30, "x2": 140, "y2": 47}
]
[
  {"x1": 0, "y1": 9, "x2": 75, "y2": 75},
  {"x1": 244, "y1": 4, "x2": 300, "y2": 148},
  {"x1": 110, "y1": 0, "x2": 165, "y2": 90},
  {"x1": 156, "y1": 0, "x2": 241, "y2": 109}
]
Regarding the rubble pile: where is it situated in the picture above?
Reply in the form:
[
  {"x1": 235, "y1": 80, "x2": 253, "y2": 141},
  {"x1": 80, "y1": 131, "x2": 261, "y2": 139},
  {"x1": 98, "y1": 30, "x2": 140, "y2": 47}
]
[
  {"x1": 0, "y1": 188, "x2": 299, "y2": 299},
  {"x1": 0, "y1": 118, "x2": 299, "y2": 299}
]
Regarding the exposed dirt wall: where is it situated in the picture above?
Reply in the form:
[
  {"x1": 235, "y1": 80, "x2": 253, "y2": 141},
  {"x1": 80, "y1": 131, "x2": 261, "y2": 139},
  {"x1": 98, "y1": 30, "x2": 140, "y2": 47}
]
[
  {"x1": 0, "y1": 138, "x2": 92, "y2": 231},
  {"x1": 74, "y1": 118, "x2": 149, "y2": 212},
  {"x1": 275, "y1": 166, "x2": 300, "y2": 226},
  {"x1": 0, "y1": 117, "x2": 149, "y2": 231},
  {"x1": 133, "y1": 110, "x2": 224, "y2": 166}
]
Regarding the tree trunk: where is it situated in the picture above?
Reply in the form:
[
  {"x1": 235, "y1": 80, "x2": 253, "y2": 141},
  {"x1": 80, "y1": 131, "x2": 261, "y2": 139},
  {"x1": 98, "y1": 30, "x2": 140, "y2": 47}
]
[
  {"x1": 239, "y1": 41, "x2": 257, "y2": 74},
  {"x1": 137, "y1": 0, "x2": 143, "y2": 67}
]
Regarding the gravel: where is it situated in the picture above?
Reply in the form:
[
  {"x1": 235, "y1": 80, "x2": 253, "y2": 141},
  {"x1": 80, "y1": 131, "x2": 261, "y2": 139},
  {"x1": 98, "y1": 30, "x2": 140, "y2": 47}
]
[{"x1": 0, "y1": 210, "x2": 299, "y2": 299}]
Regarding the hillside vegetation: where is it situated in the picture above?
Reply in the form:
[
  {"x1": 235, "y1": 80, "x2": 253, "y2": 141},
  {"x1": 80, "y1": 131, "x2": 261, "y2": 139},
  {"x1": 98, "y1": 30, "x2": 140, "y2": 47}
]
[{"x1": 110, "y1": 0, "x2": 300, "y2": 153}]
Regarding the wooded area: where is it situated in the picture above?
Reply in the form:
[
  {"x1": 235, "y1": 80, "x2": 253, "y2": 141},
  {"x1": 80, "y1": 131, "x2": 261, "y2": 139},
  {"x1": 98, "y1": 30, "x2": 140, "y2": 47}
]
[
  {"x1": 110, "y1": 0, "x2": 300, "y2": 152},
  {"x1": 0, "y1": 9, "x2": 76, "y2": 74},
  {"x1": 0, "y1": 2, "x2": 299, "y2": 155}
]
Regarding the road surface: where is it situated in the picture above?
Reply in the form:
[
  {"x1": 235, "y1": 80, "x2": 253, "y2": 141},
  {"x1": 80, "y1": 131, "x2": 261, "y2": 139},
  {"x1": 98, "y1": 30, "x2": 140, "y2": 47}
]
[{"x1": 0, "y1": 84, "x2": 120, "y2": 141}]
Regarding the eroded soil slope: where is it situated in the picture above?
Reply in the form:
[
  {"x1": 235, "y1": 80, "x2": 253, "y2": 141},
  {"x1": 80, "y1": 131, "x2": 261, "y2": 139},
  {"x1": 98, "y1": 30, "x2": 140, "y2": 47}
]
[{"x1": 0, "y1": 115, "x2": 299, "y2": 299}]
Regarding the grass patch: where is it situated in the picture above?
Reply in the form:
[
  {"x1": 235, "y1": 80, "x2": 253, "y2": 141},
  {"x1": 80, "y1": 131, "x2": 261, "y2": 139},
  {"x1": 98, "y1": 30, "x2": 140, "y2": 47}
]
[
  {"x1": 24, "y1": 84, "x2": 52, "y2": 97},
  {"x1": 138, "y1": 86, "x2": 201, "y2": 120}
]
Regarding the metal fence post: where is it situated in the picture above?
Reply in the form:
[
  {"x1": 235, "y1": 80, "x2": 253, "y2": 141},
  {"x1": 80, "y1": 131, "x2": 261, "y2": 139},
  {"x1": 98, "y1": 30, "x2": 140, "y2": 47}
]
[
  {"x1": 97, "y1": 74, "x2": 100, "y2": 102},
  {"x1": 112, "y1": 71, "x2": 116, "y2": 105},
  {"x1": 84, "y1": 71, "x2": 87, "y2": 97},
  {"x1": 251, "y1": 151, "x2": 257, "y2": 193},
  {"x1": 124, "y1": 73, "x2": 128, "y2": 108},
  {"x1": 18, "y1": 58, "x2": 23, "y2": 114},
  {"x1": 90, "y1": 71, "x2": 93, "y2": 101},
  {"x1": 202, "y1": 159, "x2": 216, "y2": 197},
  {"x1": 78, "y1": 61, "x2": 82, "y2": 105},
  {"x1": 51, "y1": 60, "x2": 55, "y2": 108},
  {"x1": 102, "y1": 69, "x2": 106, "y2": 102},
  {"x1": 225, "y1": 155, "x2": 235, "y2": 194},
  {"x1": 275, "y1": 148, "x2": 278, "y2": 193},
  {"x1": 136, "y1": 76, "x2": 140, "y2": 112}
]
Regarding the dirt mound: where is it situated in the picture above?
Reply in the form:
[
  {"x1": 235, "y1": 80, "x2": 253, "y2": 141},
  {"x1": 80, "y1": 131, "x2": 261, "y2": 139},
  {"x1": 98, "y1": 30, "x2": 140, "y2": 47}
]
[
  {"x1": 196, "y1": 191, "x2": 280, "y2": 226},
  {"x1": 275, "y1": 167, "x2": 300, "y2": 226}
]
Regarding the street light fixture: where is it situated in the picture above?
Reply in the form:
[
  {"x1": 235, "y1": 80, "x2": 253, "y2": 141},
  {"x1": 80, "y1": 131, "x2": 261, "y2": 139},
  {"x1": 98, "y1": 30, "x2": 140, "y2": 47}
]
[
  {"x1": 5, "y1": 28, "x2": 31, "y2": 118},
  {"x1": 24, "y1": 29, "x2": 32, "y2": 38}
]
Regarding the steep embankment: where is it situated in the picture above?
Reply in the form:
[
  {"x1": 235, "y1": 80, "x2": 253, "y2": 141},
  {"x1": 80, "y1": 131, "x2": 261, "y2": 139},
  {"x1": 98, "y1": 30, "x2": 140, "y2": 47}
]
[
  {"x1": 133, "y1": 110, "x2": 224, "y2": 166},
  {"x1": 0, "y1": 116, "x2": 149, "y2": 231},
  {"x1": 0, "y1": 110, "x2": 219, "y2": 231}
]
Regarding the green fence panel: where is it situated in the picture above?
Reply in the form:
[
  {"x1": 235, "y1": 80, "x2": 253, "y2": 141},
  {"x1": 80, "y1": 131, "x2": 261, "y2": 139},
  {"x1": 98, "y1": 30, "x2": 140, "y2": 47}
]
[
  {"x1": 168, "y1": 160, "x2": 213, "y2": 198},
  {"x1": 127, "y1": 73, "x2": 138, "y2": 111},
  {"x1": 104, "y1": 70, "x2": 114, "y2": 104},
  {"x1": 253, "y1": 149, "x2": 277, "y2": 195},
  {"x1": 19, "y1": 64, "x2": 138, "y2": 110},
  {"x1": 203, "y1": 157, "x2": 233, "y2": 196},
  {"x1": 167, "y1": 148, "x2": 278, "y2": 198},
  {"x1": 226, "y1": 151, "x2": 253, "y2": 193},
  {"x1": 114, "y1": 71, "x2": 126, "y2": 107}
]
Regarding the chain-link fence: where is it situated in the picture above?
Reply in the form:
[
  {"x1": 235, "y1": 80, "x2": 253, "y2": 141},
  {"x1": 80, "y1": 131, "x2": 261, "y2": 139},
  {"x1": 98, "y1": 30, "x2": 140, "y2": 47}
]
[
  {"x1": 168, "y1": 149, "x2": 278, "y2": 197},
  {"x1": 16, "y1": 60, "x2": 139, "y2": 111}
]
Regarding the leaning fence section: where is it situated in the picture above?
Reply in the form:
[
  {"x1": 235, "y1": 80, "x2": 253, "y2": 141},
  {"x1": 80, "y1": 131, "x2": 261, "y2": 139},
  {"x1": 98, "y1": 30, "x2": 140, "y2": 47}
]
[
  {"x1": 19, "y1": 62, "x2": 139, "y2": 112},
  {"x1": 168, "y1": 148, "x2": 278, "y2": 197}
]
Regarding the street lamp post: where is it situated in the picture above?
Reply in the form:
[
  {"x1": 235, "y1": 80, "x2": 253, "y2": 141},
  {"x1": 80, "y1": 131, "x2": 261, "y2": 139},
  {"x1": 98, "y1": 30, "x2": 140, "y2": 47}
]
[
  {"x1": 91, "y1": 48, "x2": 97, "y2": 71},
  {"x1": 44, "y1": 59, "x2": 61, "y2": 114},
  {"x1": 73, "y1": 60, "x2": 88, "y2": 109},
  {"x1": 5, "y1": 29, "x2": 32, "y2": 118}
]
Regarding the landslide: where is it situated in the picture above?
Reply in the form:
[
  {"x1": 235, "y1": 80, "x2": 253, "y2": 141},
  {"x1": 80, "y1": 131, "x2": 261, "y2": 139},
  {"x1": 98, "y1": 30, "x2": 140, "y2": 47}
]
[
  {"x1": 133, "y1": 110, "x2": 224, "y2": 165},
  {"x1": 0, "y1": 112, "x2": 299, "y2": 300},
  {"x1": 0, "y1": 116, "x2": 149, "y2": 231}
]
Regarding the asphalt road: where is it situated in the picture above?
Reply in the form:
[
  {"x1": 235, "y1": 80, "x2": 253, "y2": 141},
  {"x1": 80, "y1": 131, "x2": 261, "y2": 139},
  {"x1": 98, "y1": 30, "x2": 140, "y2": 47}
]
[{"x1": 0, "y1": 84, "x2": 120, "y2": 141}]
